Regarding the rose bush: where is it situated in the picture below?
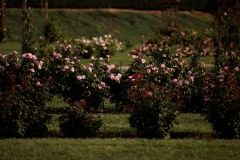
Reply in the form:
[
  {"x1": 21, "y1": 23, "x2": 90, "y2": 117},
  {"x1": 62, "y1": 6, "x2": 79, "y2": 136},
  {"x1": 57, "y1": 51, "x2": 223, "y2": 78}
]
[
  {"x1": 202, "y1": 66, "x2": 240, "y2": 138},
  {"x1": 59, "y1": 100, "x2": 102, "y2": 138},
  {"x1": 48, "y1": 45, "x2": 110, "y2": 111},
  {"x1": 142, "y1": 28, "x2": 216, "y2": 58},
  {"x1": 0, "y1": 52, "x2": 52, "y2": 138},
  {"x1": 128, "y1": 78, "x2": 180, "y2": 138},
  {"x1": 106, "y1": 45, "x2": 207, "y2": 138},
  {"x1": 200, "y1": 0, "x2": 240, "y2": 139},
  {"x1": 53, "y1": 35, "x2": 122, "y2": 59}
]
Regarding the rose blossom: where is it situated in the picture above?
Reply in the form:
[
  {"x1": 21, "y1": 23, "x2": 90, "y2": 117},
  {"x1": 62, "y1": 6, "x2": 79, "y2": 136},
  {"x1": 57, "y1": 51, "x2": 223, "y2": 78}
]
[
  {"x1": 161, "y1": 64, "x2": 165, "y2": 68},
  {"x1": 234, "y1": 67, "x2": 239, "y2": 71},
  {"x1": 146, "y1": 69, "x2": 151, "y2": 73},
  {"x1": 148, "y1": 92, "x2": 153, "y2": 97},
  {"x1": 184, "y1": 80, "x2": 190, "y2": 85},
  {"x1": 30, "y1": 68, "x2": 35, "y2": 72},
  {"x1": 141, "y1": 59, "x2": 146, "y2": 63},
  {"x1": 172, "y1": 79, "x2": 178, "y2": 83},
  {"x1": 36, "y1": 81, "x2": 40, "y2": 86},
  {"x1": 190, "y1": 76, "x2": 194, "y2": 81},
  {"x1": 77, "y1": 75, "x2": 86, "y2": 80}
]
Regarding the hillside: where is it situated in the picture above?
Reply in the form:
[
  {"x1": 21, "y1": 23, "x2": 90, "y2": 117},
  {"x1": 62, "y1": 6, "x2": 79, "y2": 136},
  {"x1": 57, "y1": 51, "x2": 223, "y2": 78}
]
[{"x1": 5, "y1": 9, "x2": 214, "y2": 44}]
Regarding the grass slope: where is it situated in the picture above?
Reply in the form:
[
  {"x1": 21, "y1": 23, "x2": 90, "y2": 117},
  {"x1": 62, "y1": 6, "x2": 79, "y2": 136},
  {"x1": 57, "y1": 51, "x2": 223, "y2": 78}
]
[
  {"x1": 5, "y1": 9, "x2": 213, "y2": 44},
  {"x1": 1, "y1": 9, "x2": 214, "y2": 65}
]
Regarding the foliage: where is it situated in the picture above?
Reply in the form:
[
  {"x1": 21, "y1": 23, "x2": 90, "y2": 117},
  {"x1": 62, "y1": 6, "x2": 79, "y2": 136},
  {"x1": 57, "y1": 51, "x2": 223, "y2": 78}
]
[
  {"x1": 132, "y1": 47, "x2": 206, "y2": 112},
  {"x1": 62, "y1": 35, "x2": 122, "y2": 59},
  {"x1": 35, "y1": 36, "x2": 55, "y2": 58},
  {"x1": 145, "y1": 27, "x2": 216, "y2": 58},
  {"x1": 59, "y1": 100, "x2": 102, "y2": 138},
  {"x1": 104, "y1": 69, "x2": 128, "y2": 111},
  {"x1": 201, "y1": 0, "x2": 240, "y2": 139},
  {"x1": 128, "y1": 79, "x2": 180, "y2": 138},
  {"x1": 48, "y1": 45, "x2": 112, "y2": 111},
  {"x1": 182, "y1": 52, "x2": 207, "y2": 113},
  {"x1": 21, "y1": 9, "x2": 36, "y2": 54},
  {"x1": 202, "y1": 68, "x2": 240, "y2": 138},
  {"x1": 0, "y1": 28, "x2": 4, "y2": 43},
  {"x1": 110, "y1": 46, "x2": 206, "y2": 138},
  {"x1": 0, "y1": 52, "x2": 52, "y2": 138},
  {"x1": 44, "y1": 17, "x2": 63, "y2": 44}
]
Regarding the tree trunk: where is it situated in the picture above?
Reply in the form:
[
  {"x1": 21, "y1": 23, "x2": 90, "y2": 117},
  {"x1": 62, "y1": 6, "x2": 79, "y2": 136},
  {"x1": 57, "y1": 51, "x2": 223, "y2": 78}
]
[
  {"x1": 1, "y1": 0, "x2": 7, "y2": 43},
  {"x1": 45, "y1": 0, "x2": 48, "y2": 25},
  {"x1": 21, "y1": 0, "x2": 27, "y2": 54}
]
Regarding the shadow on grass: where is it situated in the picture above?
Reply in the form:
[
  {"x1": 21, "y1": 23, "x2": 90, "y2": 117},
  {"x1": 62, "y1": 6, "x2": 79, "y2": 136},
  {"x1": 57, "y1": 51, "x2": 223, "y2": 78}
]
[
  {"x1": 46, "y1": 130, "x2": 214, "y2": 139},
  {"x1": 170, "y1": 132, "x2": 213, "y2": 139}
]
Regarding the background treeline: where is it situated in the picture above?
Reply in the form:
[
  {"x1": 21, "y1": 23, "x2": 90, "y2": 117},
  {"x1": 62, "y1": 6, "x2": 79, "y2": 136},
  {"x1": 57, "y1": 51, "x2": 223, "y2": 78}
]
[{"x1": 5, "y1": 0, "x2": 217, "y2": 13}]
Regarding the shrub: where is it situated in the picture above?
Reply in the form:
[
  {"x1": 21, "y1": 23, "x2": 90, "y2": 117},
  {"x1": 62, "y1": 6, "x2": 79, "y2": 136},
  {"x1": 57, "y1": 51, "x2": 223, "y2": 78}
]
[
  {"x1": 105, "y1": 70, "x2": 128, "y2": 111},
  {"x1": 181, "y1": 52, "x2": 207, "y2": 113},
  {"x1": 109, "y1": 46, "x2": 204, "y2": 113},
  {"x1": 48, "y1": 48, "x2": 110, "y2": 110},
  {"x1": 144, "y1": 28, "x2": 216, "y2": 58},
  {"x1": 44, "y1": 17, "x2": 63, "y2": 44},
  {"x1": 202, "y1": 68, "x2": 240, "y2": 138},
  {"x1": 55, "y1": 35, "x2": 122, "y2": 59},
  {"x1": 0, "y1": 28, "x2": 4, "y2": 43},
  {"x1": 121, "y1": 50, "x2": 186, "y2": 138},
  {"x1": 22, "y1": 9, "x2": 36, "y2": 54},
  {"x1": 200, "y1": 0, "x2": 240, "y2": 139},
  {"x1": 0, "y1": 52, "x2": 52, "y2": 138},
  {"x1": 59, "y1": 100, "x2": 102, "y2": 138},
  {"x1": 142, "y1": 47, "x2": 203, "y2": 112},
  {"x1": 128, "y1": 79, "x2": 180, "y2": 138}
]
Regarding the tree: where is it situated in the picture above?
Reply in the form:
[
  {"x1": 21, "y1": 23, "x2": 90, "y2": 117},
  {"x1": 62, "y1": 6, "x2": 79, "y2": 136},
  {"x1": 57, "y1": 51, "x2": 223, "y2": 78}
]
[
  {"x1": 45, "y1": 0, "x2": 48, "y2": 25},
  {"x1": 1, "y1": 0, "x2": 7, "y2": 43},
  {"x1": 22, "y1": 0, "x2": 27, "y2": 54}
]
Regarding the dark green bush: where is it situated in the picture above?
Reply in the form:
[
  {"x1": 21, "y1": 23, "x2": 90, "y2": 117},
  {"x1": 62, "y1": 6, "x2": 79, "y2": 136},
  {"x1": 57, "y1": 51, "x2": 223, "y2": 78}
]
[
  {"x1": 44, "y1": 17, "x2": 63, "y2": 44},
  {"x1": 59, "y1": 102, "x2": 102, "y2": 138},
  {"x1": 128, "y1": 79, "x2": 180, "y2": 138},
  {"x1": 202, "y1": 69, "x2": 240, "y2": 138},
  {"x1": 0, "y1": 28, "x2": 4, "y2": 43},
  {"x1": 0, "y1": 72, "x2": 52, "y2": 138},
  {"x1": 201, "y1": 0, "x2": 240, "y2": 139}
]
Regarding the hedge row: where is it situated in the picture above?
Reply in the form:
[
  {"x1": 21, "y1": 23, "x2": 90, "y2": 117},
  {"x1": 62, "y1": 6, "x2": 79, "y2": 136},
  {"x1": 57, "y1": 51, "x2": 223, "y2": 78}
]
[{"x1": 5, "y1": 0, "x2": 217, "y2": 12}]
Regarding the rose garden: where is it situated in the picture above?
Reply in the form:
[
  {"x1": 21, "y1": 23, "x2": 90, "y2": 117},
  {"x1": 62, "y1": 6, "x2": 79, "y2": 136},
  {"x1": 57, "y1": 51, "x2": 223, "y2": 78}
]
[{"x1": 0, "y1": 0, "x2": 240, "y2": 159}]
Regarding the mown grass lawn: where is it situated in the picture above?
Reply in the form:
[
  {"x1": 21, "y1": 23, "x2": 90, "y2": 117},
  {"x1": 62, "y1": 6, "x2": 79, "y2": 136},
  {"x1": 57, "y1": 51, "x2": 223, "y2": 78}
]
[
  {"x1": 1, "y1": 135, "x2": 240, "y2": 160},
  {"x1": 0, "y1": 42, "x2": 21, "y2": 55},
  {"x1": 1, "y1": 113, "x2": 240, "y2": 160}
]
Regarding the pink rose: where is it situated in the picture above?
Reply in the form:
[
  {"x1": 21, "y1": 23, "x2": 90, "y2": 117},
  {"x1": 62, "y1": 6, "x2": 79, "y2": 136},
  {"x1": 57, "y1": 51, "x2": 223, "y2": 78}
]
[
  {"x1": 184, "y1": 80, "x2": 190, "y2": 85},
  {"x1": 173, "y1": 79, "x2": 178, "y2": 83},
  {"x1": 36, "y1": 81, "x2": 40, "y2": 86},
  {"x1": 190, "y1": 76, "x2": 194, "y2": 81},
  {"x1": 161, "y1": 64, "x2": 165, "y2": 68}
]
